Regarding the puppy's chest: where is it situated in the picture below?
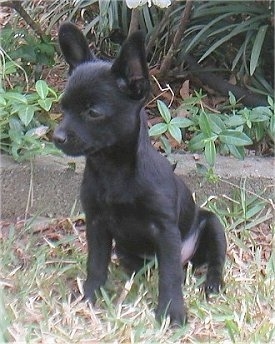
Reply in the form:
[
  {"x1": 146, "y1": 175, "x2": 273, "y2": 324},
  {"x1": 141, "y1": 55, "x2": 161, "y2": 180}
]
[
  {"x1": 90, "y1": 201, "x2": 159, "y2": 251},
  {"x1": 112, "y1": 218, "x2": 158, "y2": 255},
  {"x1": 82, "y1": 167, "x2": 137, "y2": 205}
]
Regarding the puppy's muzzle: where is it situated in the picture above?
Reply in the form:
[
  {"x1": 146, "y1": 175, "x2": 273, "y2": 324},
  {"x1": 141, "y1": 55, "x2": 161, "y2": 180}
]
[{"x1": 53, "y1": 126, "x2": 67, "y2": 145}]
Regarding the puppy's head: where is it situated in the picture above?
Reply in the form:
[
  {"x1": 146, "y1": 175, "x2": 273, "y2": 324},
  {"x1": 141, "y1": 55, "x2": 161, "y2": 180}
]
[{"x1": 53, "y1": 23, "x2": 150, "y2": 156}]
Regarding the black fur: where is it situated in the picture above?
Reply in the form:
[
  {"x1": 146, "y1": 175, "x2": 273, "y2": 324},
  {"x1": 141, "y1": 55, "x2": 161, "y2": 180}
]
[{"x1": 54, "y1": 22, "x2": 227, "y2": 325}]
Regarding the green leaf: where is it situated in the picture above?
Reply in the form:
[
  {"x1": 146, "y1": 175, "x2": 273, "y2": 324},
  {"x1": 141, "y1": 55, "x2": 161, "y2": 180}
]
[
  {"x1": 227, "y1": 144, "x2": 245, "y2": 160},
  {"x1": 9, "y1": 116, "x2": 23, "y2": 130},
  {"x1": 228, "y1": 91, "x2": 236, "y2": 106},
  {"x1": 168, "y1": 124, "x2": 182, "y2": 143},
  {"x1": 208, "y1": 114, "x2": 226, "y2": 134},
  {"x1": 4, "y1": 92, "x2": 28, "y2": 104},
  {"x1": 189, "y1": 132, "x2": 206, "y2": 151},
  {"x1": 250, "y1": 25, "x2": 268, "y2": 75},
  {"x1": 160, "y1": 136, "x2": 172, "y2": 155},
  {"x1": 170, "y1": 117, "x2": 193, "y2": 128},
  {"x1": 204, "y1": 140, "x2": 216, "y2": 167},
  {"x1": 267, "y1": 96, "x2": 274, "y2": 109},
  {"x1": 199, "y1": 111, "x2": 212, "y2": 136},
  {"x1": 18, "y1": 105, "x2": 35, "y2": 126},
  {"x1": 231, "y1": 40, "x2": 245, "y2": 71},
  {"x1": 269, "y1": 114, "x2": 275, "y2": 137},
  {"x1": 11, "y1": 143, "x2": 20, "y2": 160},
  {"x1": 238, "y1": 107, "x2": 251, "y2": 120},
  {"x1": 254, "y1": 122, "x2": 264, "y2": 142},
  {"x1": 246, "y1": 119, "x2": 252, "y2": 129},
  {"x1": 3, "y1": 61, "x2": 17, "y2": 75},
  {"x1": 35, "y1": 80, "x2": 49, "y2": 99},
  {"x1": 185, "y1": 12, "x2": 233, "y2": 53},
  {"x1": 198, "y1": 15, "x2": 266, "y2": 62},
  {"x1": 225, "y1": 115, "x2": 246, "y2": 127},
  {"x1": 8, "y1": 128, "x2": 22, "y2": 145},
  {"x1": 0, "y1": 95, "x2": 6, "y2": 106},
  {"x1": 204, "y1": 134, "x2": 218, "y2": 143},
  {"x1": 219, "y1": 130, "x2": 253, "y2": 146},
  {"x1": 149, "y1": 123, "x2": 168, "y2": 137},
  {"x1": 157, "y1": 100, "x2": 171, "y2": 123},
  {"x1": 38, "y1": 98, "x2": 52, "y2": 111},
  {"x1": 250, "y1": 107, "x2": 271, "y2": 122}
]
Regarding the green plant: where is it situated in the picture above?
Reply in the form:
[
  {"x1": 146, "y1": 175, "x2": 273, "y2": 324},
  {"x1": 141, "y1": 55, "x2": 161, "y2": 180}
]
[
  {"x1": 149, "y1": 99, "x2": 193, "y2": 154},
  {"x1": 189, "y1": 109, "x2": 253, "y2": 167},
  {"x1": 224, "y1": 92, "x2": 275, "y2": 147},
  {"x1": 179, "y1": 1, "x2": 274, "y2": 97},
  {"x1": 1, "y1": 26, "x2": 55, "y2": 75},
  {"x1": 0, "y1": 78, "x2": 60, "y2": 161},
  {"x1": 205, "y1": 179, "x2": 274, "y2": 231},
  {"x1": 149, "y1": 91, "x2": 274, "y2": 173},
  {"x1": 188, "y1": 92, "x2": 274, "y2": 167}
]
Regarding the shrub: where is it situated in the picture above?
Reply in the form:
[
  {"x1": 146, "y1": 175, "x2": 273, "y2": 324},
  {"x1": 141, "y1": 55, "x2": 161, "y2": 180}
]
[{"x1": 0, "y1": 57, "x2": 60, "y2": 161}]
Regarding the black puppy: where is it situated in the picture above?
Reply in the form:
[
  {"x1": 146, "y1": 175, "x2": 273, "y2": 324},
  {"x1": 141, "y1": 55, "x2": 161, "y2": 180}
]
[{"x1": 54, "y1": 22, "x2": 226, "y2": 325}]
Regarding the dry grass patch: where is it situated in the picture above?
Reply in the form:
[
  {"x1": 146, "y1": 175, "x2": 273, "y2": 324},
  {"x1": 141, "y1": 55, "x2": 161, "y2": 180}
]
[{"x1": 1, "y1": 191, "x2": 274, "y2": 343}]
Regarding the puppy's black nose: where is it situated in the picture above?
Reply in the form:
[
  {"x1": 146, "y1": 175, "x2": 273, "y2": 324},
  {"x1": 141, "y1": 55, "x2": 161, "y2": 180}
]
[{"x1": 53, "y1": 128, "x2": 67, "y2": 145}]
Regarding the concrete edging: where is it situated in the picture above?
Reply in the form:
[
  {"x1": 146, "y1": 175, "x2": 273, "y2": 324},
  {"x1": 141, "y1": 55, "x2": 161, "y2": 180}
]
[{"x1": 1, "y1": 153, "x2": 274, "y2": 220}]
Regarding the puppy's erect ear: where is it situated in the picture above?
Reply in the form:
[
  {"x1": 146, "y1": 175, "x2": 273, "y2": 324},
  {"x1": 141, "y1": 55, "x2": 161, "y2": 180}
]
[
  {"x1": 111, "y1": 31, "x2": 150, "y2": 100},
  {"x1": 58, "y1": 22, "x2": 94, "y2": 72}
]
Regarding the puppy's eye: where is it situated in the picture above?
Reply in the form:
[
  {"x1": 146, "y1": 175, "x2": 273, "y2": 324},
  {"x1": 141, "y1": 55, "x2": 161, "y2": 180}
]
[{"x1": 86, "y1": 107, "x2": 104, "y2": 119}]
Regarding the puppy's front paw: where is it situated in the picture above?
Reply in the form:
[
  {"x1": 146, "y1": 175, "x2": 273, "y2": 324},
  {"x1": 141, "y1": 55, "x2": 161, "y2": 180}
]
[
  {"x1": 83, "y1": 279, "x2": 97, "y2": 304},
  {"x1": 155, "y1": 303, "x2": 187, "y2": 326},
  {"x1": 205, "y1": 274, "x2": 224, "y2": 298}
]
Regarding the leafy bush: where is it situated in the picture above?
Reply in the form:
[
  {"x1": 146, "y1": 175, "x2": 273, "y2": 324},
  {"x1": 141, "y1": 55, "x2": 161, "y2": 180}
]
[
  {"x1": 180, "y1": 1, "x2": 274, "y2": 96},
  {"x1": 0, "y1": 58, "x2": 60, "y2": 161},
  {"x1": 1, "y1": 0, "x2": 273, "y2": 164},
  {"x1": 149, "y1": 92, "x2": 274, "y2": 170},
  {"x1": 53, "y1": 1, "x2": 272, "y2": 97},
  {"x1": 1, "y1": 25, "x2": 55, "y2": 77}
]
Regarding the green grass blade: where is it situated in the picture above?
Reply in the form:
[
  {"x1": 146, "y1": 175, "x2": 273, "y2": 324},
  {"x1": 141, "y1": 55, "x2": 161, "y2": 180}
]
[
  {"x1": 198, "y1": 15, "x2": 267, "y2": 63},
  {"x1": 250, "y1": 25, "x2": 268, "y2": 75},
  {"x1": 185, "y1": 12, "x2": 233, "y2": 53}
]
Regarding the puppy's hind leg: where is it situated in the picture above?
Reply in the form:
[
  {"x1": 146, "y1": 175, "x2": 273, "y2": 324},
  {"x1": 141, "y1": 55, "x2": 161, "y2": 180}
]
[{"x1": 191, "y1": 209, "x2": 226, "y2": 297}]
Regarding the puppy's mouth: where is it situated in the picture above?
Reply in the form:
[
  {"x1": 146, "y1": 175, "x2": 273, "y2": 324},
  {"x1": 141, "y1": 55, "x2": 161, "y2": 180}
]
[
  {"x1": 59, "y1": 146, "x2": 97, "y2": 157},
  {"x1": 53, "y1": 134, "x2": 97, "y2": 157},
  {"x1": 56, "y1": 142, "x2": 99, "y2": 157}
]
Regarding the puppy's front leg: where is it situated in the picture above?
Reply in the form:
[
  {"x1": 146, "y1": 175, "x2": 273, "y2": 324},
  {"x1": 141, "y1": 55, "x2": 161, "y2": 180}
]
[
  {"x1": 155, "y1": 227, "x2": 186, "y2": 325},
  {"x1": 83, "y1": 216, "x2": 112, "y2": 303}
]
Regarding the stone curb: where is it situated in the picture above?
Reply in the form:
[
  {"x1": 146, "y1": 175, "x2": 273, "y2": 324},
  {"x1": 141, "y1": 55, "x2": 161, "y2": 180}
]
[{"x1": 1, "y1": 153, "x2": 274, "y2": 220}]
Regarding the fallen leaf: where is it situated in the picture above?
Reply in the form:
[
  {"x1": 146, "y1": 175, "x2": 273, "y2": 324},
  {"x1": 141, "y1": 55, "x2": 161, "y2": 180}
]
[{"x1": 180, "y1": 80, "x2": 190, "y2": 99}]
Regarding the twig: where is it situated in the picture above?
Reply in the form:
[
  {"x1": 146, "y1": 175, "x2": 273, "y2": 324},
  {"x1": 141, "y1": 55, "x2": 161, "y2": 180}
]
[
  {"x1": 149, "y1": 75, "x2": 174, "y2": 107},
  {"x1": 25, "y1": 159, "x2": 34, "y2": 221},
  {"x1": 159, "y1": 0, "x2": 193, "y2": 77}
]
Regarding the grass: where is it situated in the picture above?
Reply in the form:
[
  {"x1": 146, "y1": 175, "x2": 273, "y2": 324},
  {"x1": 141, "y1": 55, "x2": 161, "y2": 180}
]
[{"x1": 0, "y1": 186, "x2": 274, "y2": 343}]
